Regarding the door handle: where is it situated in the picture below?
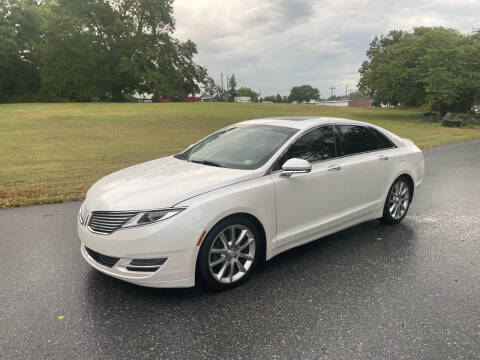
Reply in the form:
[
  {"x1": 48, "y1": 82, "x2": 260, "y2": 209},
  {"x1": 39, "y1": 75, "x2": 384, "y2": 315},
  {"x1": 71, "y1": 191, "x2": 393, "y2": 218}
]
[
  {"x1": 328, "y1": 165, "x2": 342, "y2": 171},
  {"x1": 378, "y1": 155, "x2": 389, "y2": 161}
]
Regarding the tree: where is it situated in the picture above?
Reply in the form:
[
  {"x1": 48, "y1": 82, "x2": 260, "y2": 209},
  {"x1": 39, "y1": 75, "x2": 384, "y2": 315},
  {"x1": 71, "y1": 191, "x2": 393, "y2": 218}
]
[
  {"x1": 347, "y1": 90, "x2": 370, "y2": 100},
  {"x1": 237, "y1": 87, "x2": 259, "y2": 99},
  {"x1": 262, "y1": 95, "x2": 276, "y2": 102},
  {"x1": 0, "y1": 0, "x2": 207, "y2": 102},
  {"x1": 0, "y1": 0, "x2": 43, "y2": 101},
  {"x1": 200, "y1": 76, "x2": 217, "y2": 101},
  {"x1": 327, "y1": 95, "x2": 344, "y2": 101},
  {"x1": 227, "y1": 74, "x2": 237, "y2": 102},
  {"x1": 262, "y1": 94, "x2": 283, "y2": 103},
  {"x1": 358, "y1": 27, "x2": 480, "y2": 113},
  {"x1": 288, "y1": 85, "x2": 320, "y2": 103}
]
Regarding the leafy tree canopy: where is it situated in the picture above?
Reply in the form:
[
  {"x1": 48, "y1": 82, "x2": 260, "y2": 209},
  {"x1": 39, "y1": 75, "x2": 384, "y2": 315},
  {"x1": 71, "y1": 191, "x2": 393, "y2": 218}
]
[
  {"x1": 0, "y1": 0, "x2": 206, "y2": 102},
  {"x1": 237, "y1": 87, "x2": 258, "y2": 99},
  {"x1": 358, "y1": 27, "x2": 480, "y2": 113},
  {"x1": 262, "y1": 94, "x2": 284, "y2": 103},
  {"x1": 0, "y1": 0, "x2": 43, "y2": 100},
  {"x1": 326, "y1": 95, "x2": 345, "y2": 101},
  {"x1": 347, "y1": 90, "x2": 370, "y2": 100},
  {"x1": 288, "y1": 85, "x2": 320, "y2": 103}
]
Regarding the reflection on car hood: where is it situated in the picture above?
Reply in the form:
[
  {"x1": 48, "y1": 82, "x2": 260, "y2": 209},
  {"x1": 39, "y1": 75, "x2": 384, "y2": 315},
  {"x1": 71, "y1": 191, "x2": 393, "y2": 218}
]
[{"x1": 85, "y1": 156, "x2": 255, "y2": 211}]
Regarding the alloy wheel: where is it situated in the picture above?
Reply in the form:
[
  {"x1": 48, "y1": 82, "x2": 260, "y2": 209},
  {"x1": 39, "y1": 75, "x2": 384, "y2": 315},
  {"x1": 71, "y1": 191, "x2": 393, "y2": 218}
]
[
  {"x1": 388, "y1": 180, "x2": 410, "y2": 220},
  {"x1": 208, "y1": 225, "x2": 256, "y2": 284}
]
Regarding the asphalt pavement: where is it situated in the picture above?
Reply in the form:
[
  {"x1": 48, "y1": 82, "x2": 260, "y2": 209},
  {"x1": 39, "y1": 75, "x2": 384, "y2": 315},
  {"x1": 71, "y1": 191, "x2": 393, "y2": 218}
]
[{"x1": 1, "y1": 140, "x2": 479, "y2": 359}]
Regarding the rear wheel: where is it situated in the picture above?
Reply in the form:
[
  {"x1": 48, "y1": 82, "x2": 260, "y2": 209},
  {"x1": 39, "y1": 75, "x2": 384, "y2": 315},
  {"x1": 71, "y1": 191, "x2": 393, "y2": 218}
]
[
  {"x1": 380, "y1": 176, "x2": 412, "y2": 224},
  {"x1": 198, "y1": 216, "x2": 260, "y2": 291}
]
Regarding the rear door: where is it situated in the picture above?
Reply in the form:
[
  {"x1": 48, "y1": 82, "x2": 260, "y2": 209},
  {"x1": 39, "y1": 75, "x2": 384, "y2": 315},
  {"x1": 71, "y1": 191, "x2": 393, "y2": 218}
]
[{"x1": 333, "y1": 125, "x2": 396, "y2": 218}]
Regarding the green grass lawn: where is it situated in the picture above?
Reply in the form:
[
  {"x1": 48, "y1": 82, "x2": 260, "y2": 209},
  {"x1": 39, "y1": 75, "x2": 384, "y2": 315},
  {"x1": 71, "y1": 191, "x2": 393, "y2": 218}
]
[{"x1": 1, "y1": 102, "x2": 480, "y2": 207}]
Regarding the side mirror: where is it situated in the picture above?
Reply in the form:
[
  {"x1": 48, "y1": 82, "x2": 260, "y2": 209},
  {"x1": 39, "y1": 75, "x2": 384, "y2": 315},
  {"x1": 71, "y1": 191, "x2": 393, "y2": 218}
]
[{"x1": 280, "y1": 158, "x2": 312, "y2": 177}]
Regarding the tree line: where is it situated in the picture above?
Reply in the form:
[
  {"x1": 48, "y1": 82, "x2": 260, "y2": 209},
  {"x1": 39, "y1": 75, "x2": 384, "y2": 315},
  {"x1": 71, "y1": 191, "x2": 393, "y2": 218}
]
[
  {"x1": 2, "y1": 3, "x2": 477, "y2": 112},
  {"x1": 0, "y1": 0, "x2": 206, "y2": 102},
  {"x1": 202, "y1": 79, "x2": 330, "y2": 103}
]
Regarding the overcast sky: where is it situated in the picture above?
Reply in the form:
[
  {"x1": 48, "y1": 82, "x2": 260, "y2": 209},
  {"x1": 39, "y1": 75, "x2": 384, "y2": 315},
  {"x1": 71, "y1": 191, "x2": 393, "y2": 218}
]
[{"x1": 174, "y1": 0, "x2": 480, "y2": 97}]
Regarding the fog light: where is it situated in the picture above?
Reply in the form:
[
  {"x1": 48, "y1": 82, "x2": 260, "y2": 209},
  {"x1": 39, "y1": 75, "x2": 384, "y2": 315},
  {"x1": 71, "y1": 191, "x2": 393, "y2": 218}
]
[
  {"x1": 130, "y1": 258, "x2": 167, "y2": 266},
  {"x1": 125, "y1": 258, "x2": 167, "y2": 272}
]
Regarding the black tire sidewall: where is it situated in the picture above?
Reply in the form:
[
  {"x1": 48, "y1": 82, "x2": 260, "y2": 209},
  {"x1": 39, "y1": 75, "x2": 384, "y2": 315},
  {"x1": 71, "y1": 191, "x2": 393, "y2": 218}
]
[{"x1": 198, "y1": 216, "x2": 261, "y2": 291}]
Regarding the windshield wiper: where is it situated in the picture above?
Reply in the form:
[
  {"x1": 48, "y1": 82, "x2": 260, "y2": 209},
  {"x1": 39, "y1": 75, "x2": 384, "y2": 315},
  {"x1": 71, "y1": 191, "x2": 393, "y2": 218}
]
[{"x1": 190, "y1": 159, "x2": 223, "y2": 167}]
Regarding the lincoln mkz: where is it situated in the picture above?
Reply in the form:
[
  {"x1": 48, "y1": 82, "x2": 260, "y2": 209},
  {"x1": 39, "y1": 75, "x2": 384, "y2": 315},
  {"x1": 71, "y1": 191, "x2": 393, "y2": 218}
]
[{"x1": 78, "y1": 117, "x2": 424, "y2": 290}]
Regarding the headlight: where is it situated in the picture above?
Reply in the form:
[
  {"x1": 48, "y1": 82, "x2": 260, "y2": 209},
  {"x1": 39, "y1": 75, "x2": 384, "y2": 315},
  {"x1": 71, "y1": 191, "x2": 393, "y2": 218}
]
[{"x1": 121, "y1": 208, "x2": 185, "y2": 228}]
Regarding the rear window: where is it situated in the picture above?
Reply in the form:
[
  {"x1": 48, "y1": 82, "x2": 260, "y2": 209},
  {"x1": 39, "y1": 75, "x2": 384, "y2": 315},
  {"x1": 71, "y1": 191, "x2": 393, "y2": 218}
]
[
  {"x1": 368, "y1": 127, "x2": 396, "y2": 149},
  {"x1": 337, "y1": 125, "x2": 381, "y2": 156}
]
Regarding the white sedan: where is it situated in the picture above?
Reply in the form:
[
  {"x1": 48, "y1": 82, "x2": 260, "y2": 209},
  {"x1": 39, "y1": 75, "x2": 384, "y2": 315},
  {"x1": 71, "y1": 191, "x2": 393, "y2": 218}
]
[{"x1": 78, "y1": 117, "x2": 424, "y2": 290}]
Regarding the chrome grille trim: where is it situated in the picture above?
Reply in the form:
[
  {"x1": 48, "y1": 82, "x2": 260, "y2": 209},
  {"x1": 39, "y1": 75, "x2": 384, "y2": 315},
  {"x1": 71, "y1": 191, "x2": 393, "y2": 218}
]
[
  {"x1": 78, "y1": 202, "x2": 89, "y2": 225},
  {"x1": 88, "y1": 211, "x2": 139, "y2": 235},
  {"x1": 90, "y1": 219, "x2": 129, "y2": 224}
]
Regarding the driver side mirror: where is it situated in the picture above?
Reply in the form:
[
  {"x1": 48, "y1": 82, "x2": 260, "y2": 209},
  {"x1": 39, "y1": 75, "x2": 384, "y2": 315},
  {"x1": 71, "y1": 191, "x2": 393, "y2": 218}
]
[{"x1": 280, "y1": 158, "x2": 312, "y2": 177}]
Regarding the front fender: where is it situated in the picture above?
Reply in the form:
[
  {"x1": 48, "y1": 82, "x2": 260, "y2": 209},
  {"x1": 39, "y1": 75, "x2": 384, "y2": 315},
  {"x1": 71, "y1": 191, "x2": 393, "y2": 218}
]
[{"x1": 176, "y1": 175, "x2": 277, "y2": 258}]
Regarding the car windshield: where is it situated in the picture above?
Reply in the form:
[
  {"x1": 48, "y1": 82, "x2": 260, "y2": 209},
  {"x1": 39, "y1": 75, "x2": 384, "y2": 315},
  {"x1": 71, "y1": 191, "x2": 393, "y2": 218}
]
[{"x1": 176, "y1": 125, "x2": 298, "y2": 170}]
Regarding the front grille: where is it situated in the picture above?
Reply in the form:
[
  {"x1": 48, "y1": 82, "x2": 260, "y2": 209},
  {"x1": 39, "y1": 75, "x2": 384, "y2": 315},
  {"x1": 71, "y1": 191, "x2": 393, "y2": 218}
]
[
  {"x1": 85, "y1": 247, "x2": 119, "y2": 268},
  {"x1": 88, "y1": 211, "x2": 139, "y2": 234}
]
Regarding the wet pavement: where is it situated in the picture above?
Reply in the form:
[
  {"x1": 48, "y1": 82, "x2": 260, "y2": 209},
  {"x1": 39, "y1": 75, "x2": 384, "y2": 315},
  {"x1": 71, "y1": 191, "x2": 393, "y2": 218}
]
[{"x1": 1, "y1": 140, "x2": 479, "y2": 359}]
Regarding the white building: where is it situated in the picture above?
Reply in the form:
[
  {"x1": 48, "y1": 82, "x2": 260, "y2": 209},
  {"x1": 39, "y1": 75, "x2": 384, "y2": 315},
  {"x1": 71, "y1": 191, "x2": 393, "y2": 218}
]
[
  {"x1": 132, "y1": 92, "x2": 153, "y2": 102},
  {"x1": 316, "y1": 100, "x2": 349, "y2": 107},
  {"x1": 234, "y1": 96, "x2": 251, "y2": 103}
]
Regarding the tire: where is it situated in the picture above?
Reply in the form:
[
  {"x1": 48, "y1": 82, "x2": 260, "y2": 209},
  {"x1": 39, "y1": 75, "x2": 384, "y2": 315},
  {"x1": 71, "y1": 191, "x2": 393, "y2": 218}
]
[
  {"x1": 380, "y1": 176, "x2": 412, "y2": 225},
  {"x1": 198, "y1": 216, "x2": 260, "y2": 291}
]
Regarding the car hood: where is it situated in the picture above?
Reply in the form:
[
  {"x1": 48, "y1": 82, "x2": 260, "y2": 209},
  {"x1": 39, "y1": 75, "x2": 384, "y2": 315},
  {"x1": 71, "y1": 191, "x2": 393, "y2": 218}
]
[{"x1": 85, "y1": 156, "x2": 256, "y2": 211}]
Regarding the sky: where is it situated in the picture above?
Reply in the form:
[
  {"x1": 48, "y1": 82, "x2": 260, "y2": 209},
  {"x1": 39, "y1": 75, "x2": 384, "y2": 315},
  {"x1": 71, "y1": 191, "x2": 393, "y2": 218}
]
[{"x1": 173, "y1": 0, "x2": 480, "y2": 97}]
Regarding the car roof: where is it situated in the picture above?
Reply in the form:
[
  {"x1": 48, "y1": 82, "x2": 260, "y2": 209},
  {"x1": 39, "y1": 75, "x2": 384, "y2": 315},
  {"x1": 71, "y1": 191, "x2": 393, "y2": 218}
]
[{"x1": 237, "y1": 116, "x2": 367, "y2": 130}]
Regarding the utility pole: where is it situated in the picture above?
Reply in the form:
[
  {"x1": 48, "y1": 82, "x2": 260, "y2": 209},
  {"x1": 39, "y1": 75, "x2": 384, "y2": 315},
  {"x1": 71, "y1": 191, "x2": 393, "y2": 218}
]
[
  {"x1": 329, "y1": 86, "x2": 336, "y2": 97},
  {"x1": 220, "y1": 73, "x2": 224, "y2": 102},
  {"x1": 345, "y1": 84, "x2": 348, "y2": 99}
]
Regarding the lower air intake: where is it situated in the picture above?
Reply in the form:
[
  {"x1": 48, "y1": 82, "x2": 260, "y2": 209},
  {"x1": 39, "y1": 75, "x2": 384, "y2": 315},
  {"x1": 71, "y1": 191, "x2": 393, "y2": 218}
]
[{"x1": 85, "y1": 247, "x2": 119, "y2": 268}]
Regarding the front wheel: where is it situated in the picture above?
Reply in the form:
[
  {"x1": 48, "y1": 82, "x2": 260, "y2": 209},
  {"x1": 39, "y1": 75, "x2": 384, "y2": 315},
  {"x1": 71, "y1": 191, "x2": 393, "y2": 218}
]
[
  {"x1": 380, "y1": 176, "x2": 412, "y2": 224},
  {"x1": 198, "y1": 216, "x2": 260, "y2": 291}
]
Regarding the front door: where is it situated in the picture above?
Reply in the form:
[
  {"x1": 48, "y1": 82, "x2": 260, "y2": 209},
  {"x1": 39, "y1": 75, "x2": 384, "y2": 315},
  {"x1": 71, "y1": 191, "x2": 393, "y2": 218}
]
[{"x1": 271, "y1": 125, "x2": 346, "y2": 247}]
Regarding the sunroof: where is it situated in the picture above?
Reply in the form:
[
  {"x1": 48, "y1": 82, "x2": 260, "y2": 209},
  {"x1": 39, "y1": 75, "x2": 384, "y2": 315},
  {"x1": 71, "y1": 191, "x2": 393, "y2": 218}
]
[{"x1": 269, "y1": 116, "x2": 320, "y2": 121}]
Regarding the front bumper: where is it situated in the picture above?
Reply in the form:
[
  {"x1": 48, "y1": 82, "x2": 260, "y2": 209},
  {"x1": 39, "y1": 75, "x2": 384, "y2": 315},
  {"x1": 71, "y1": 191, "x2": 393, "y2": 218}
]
[{"x1": 78, "y1": 212, "x2": 204, "y2": 288}]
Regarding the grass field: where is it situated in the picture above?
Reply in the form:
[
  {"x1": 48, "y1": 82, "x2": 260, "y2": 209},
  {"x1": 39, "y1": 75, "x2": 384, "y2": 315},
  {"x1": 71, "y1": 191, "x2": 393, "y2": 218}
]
[{"x1": 1, "y1": 102, "x2": 480, "y2": 207}]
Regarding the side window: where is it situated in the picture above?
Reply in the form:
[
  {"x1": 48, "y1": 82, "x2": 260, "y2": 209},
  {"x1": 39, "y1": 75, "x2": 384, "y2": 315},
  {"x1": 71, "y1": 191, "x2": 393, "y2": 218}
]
[
  {"x1": 275, "y1": 126, "x2": 336, "y2": 169},
  {"x1": 368, "y1": 127, "x2": 396, "y2": 149},
  {"x1": 337, "y1": 125, "x2": 382, "y2": 156}
]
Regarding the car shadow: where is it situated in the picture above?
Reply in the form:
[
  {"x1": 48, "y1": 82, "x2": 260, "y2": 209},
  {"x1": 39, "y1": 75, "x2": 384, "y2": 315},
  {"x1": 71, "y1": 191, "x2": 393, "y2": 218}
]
[
  {"x1": 83, "y1": 218, "x2": 417, "y2": 300},
  {"x1": 79, "y1": 218, "x2": 419, "y2": 353}
]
